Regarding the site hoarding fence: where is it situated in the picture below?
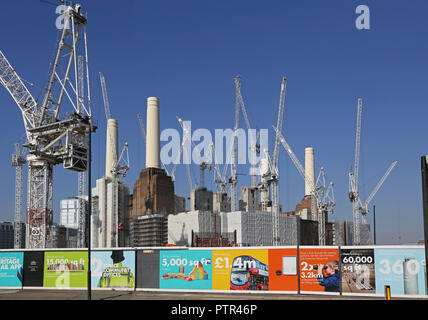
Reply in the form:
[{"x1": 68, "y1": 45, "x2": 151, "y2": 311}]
[{"x1": 0, "y1": 246, "x2": 426, "y2": 298}]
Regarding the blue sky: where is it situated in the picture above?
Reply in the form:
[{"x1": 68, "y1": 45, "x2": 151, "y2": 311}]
[{"x1": 1, "y1": 0, "x2": 427, "y2": 244}]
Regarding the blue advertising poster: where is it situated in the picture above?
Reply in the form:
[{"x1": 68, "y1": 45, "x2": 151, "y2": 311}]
[
  {"x1": 374, "y1": 247, "x2": 426, "y2": 296},
  {"x1": 159, "y1": 250, "x2": 212, "y2": 290},
  {"x1": 91, "y1": 250, "x2": 135, "y2": 289},
  {"x1": 0, "y1": 252, "x2": 24, "y2": 287}
]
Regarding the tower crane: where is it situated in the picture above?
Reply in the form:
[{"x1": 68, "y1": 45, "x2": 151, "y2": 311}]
[
  {"x1": 12, "y1": 142, "x2": 26, "y2": 249},
  {"x1": 266, "y1": 77, "x2": 287, "y2": 245},
  {"x1": 137, "y1": 113, "x2": 146, "y2": 144},
  {"x1": 359, "y1": 161, "x2": 398, "y2": 223},
  {"x1": 175, "y1": 116, "x2": 195, "y2": 194},
  {"x1": 349, "y1": 98, "x2": 362, "y2": 245},
  {"x1": 99, "y1": 72, "x2": 111, "y2": 121},
  {"x1": 348, "y1": 98, "x2": 397, "y2": 244},
  {"x1": 274, "y1": 126, "x2": 335, "y2": 245},
  {"x1": 234, "y1": 75, "x2": 260, "y2": 188},
  {"x1": 77, "y1": 56, "x2": 86, "y2": 247},
  {"x1": 0, "y1": 3, "x2": 95, "y2": 248}
]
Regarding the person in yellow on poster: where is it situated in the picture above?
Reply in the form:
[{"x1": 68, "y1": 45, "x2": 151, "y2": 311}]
[{"x1": 97, "y1": 251, "x2": 135, "y2": 289}]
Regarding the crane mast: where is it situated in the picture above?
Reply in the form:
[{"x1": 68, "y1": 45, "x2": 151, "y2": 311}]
[
  {"x1": 229, "y1": 76, "x2": 241, "y2": 211},
  {"x1": 12, "y1": 143, "x2": 26, "y2": 249},
  {"x1": 270, "y1": 77, "x2": 287, "y2": 245},
  {"x1": 0, "y1": 3, "x2": 95, "y2": 248},
  {"x1": 349, "y1": 98, "x2": 363, "y2": 245}
]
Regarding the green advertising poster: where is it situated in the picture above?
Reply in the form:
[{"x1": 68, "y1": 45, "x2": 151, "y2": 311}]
[{"x1": 43, "y1": 251, "x2": 88, "y2": 288}]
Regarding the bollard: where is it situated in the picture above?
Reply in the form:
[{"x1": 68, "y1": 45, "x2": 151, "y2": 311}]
[{"x1": 384, "y1": 285, "x2": 391, "y2": 300}]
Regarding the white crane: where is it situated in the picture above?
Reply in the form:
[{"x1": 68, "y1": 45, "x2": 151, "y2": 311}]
[
  {"x1": 349, "y1": 98, "x2": 363, "y2": 245},
  {"x1": 0, "y1": 4, "x2": 94, "y2": 248},
  {"x1": 359, "y1": 161, "x2": 398, "y2": 223},
  {"x1": 11, "y1": 142, "x2": 26, "y2": 249},
  {"x1": 349, "y1": 98, "x2": 397, "y2": 244},
  {"x1": 267, "y1": 77, "x2": 287, "y2": 245},
  {"x1": 175, "y1": 116, "x2": 196, "y2": 194},
  {"x1": 77, "y1": 56, "x2": 86, "y2": 248},
  {"x1": 99, "y1": 72, "x2": 111, "y2": 121},
  {"x1": 234, "y1": 75, "x2": 260, "y2": 188},
  {"x1": 137, "y1": 113, "x2": 146, "y2": 144},
  {"x1": 274, "y1": 126, "x2": 335, "y2": 245}
]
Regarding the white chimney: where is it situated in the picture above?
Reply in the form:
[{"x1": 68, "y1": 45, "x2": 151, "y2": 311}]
[
  {"x1": 305, "y1": 147, "x2": 315, "y2": 196},
  {"x1": 105, "y1": 118, "x2": 118, "y2": 178},
  {"x1": 146, "y1": 97, "x2": 160, "y2": 168}
]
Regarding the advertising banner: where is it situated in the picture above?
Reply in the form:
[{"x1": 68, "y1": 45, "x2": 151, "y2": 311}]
[
  {"x1": 374, "y1": 247, "x2": 426, "y2": 296},
  {"x1": 43, "y1": 251, "x2": 88, "y2": 288},
  {"x1": 268, "y1": 248, "x2": 298, "y2": 292},
  {"x1": 0, "y1": 251, "x2": 23, "y2": 288},
  {"x1": 23, "y1": 251, "x2": 44, "y2": 287},
  {"x1": 341, "y1": 248, "x2": 375, "y2": 294},
  {"x1": 212, "y1": 249, "x2": 269, "y2": 291},
  {"x1": 159, "y1": 250, "x2": 212, "y2": 290},
  {"x1": 91, "y1": 250, "x2": 135, "y2": 289},
  {"x1": 299, "y1": 247, "x2": 340, "y2": 293},
  {"x1": 136, "y1": 249, "x2": 160, "y2": 289}
]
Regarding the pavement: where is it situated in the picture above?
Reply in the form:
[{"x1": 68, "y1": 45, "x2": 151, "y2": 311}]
[{"x1": 0, "y1": 288, "x2": 392, "y2": 300}]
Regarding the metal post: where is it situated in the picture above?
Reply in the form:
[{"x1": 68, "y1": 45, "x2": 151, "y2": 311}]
[
  {"x1": 87, "y1": 120, "x2": 92, "y2": 300},
  {"x1": 384, "y1": 285, "x2": 391, "y2": 300},
  {"x1": 420, "y1": 156, "x2": 428, "y2": 293}
]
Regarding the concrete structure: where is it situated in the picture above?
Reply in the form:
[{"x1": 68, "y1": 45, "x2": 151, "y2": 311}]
[
  {"x1": 0, "y1": 221, "x2": 14, "y2": 249},
  {"x1": 60, "y1": 196, "x2": 87, "y2": 229},
  {"x1": 91, "y1": 177, "x2": 130, "y2": 248},
  {"x1": 0, "y1": 221, "x2": 26, "y2": 249},
  {"x1": 305, "y1": 147, "x2": 315, "y2": 196},
  {"x1": 190, "y1": 187, "x2": 213, "y2": 212},
  {"x1": 145, "y1": 97, "x2": 160, "y2": 169},
  {"x1": 51, "y1": 223, "x2": 78, "y2": 248},
  {"x1": 213, "y1": 191, "x2": 231, "y2": 213},
  {"x1": 174, "y1": 194, "x2": 186, "y2": 213},
  {"x1": 167, "y1": 210, "x2": 221, "y2": 246},
  {"x1": 105, "y1": 119, "x2": 118, "y2": 178},
  {"x1": 239, "y1": 186, "x2": 259, "y2": 212},
  {"x1": 332, "y1": 220, "x2": 371, "y2": 245},
  {"x1": 220, "y1": 211, "x2": 299, "y2": 246}
]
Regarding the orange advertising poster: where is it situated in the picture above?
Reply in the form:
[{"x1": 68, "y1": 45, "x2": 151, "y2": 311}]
[
  {"x1": 299, "y1": 247, "x2": 340, "y2": 293},
  {"x1": 212, "y1": 249, "x2": 269, "y2": 291},
  {"x1": 267, "y1": 248, "x2": 298, "y2": 292}
]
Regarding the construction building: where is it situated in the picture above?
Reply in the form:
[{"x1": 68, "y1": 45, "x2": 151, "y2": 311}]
[
  {"x1": 91, "y1": 118, "x2": 131, "y2": 248},
  {"x1": 239, "y1": 186, "x2": 259, "y2": 212},
  {"x1": 190, "y1": 187, "x2": 213, "y2": 212},
  {"x1": 332, "y1": 220, "x2": 371, "y2": 245},
  {"x1": 0, "y1": 221, "x2": 25, "y2": 249},
  {"x1": 219, "y1": 211, "x2": 299, "y2": 246},
  {"x1": 129, "y1": 97, "x2": 175, "y2": 247},
  {"x1": 174, "y1": 194, "x2": 186, "y2": 213},
  {"x1": 167, "y1": 210, "x2": 222, "y2": 246},
  {"x1": 213, "y1": 191, "x2": 231, "y2": 213},
  {"x1": 129, "y1": 214, "x2": 168, "y2": 246},
  {"x1": 60, "y1": 196, "x2": 88, "y2": 229},
  {"x1": 52, "y1": 224, "x2": 78, "y2": 248}
]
